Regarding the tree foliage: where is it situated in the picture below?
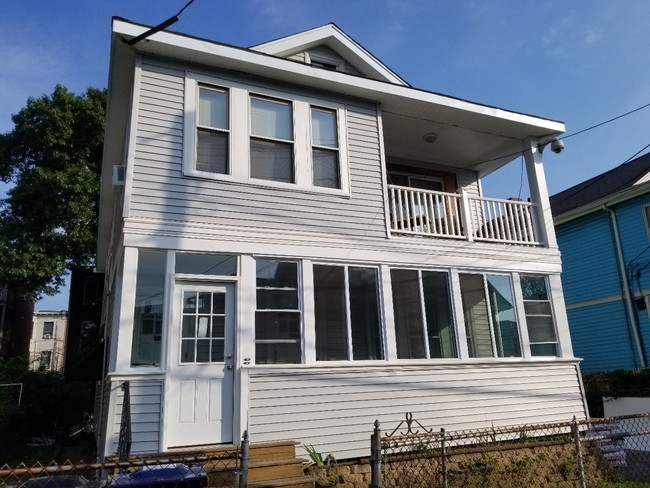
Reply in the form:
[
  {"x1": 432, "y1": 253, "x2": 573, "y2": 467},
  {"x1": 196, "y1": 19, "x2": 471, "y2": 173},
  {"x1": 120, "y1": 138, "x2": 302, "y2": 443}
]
[{"x1": 0, "y1": 85, "x2": 106, "y2": 298}]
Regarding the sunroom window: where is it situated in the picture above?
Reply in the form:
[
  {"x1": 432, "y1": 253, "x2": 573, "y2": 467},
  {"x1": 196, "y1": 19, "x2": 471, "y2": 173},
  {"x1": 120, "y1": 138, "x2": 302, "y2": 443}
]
[
  {"x1": 391, "y1": 269, "x2": 457, "y2": 359},
  {"x1": 250, "y1": 97, "x2": 294, "y2": 183},
  {"x1": 313, "y1": 265, "x2": 383, "y2": 361},
  {"x1": 520, "y1": 275, "x2": 558, "y2": 356},
  {"x1": 459, "y1": 273, "x2": 521, "y2": 358},
  {"x1": 255, "y1": 259, "x2": 301, "y2": 364}
]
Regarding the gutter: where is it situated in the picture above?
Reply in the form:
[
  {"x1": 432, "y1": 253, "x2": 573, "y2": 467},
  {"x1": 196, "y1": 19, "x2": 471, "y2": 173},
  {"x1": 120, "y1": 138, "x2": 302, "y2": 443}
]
[{"x1": 603, "y1": 204, "x2": 647, "y2": 367}]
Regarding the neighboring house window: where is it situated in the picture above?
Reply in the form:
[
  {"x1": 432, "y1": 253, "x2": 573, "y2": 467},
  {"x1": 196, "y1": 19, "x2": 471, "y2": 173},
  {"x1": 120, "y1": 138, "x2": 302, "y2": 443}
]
[
  {"x1": 42, "y1": 321, "x2": 54, "y2": 339},
  {"x1": 131, "y1": 250, "x2": 166, "y2": 366},
  {"x1": 520, "y1": 275, "x2": 558, "y2": 356},
  {"x1": 255, "y1": 260, "x2": 301, "y2": 364},
  {"x1": 313, "y1": 264, "x2": 383, "y2": 361},
  {"x1": 39, "y1": 350, "x2": 51, "y2": 369},
  {"x1": 459, "y1": 273, "x2": 522, "y2": 358},
  {"x1": 311, "y1": 107, "x2": 340, "y2": 188},
  {"x1": 184, "y1": 74, "x2": 349, "y2": 193},
  {"x1": 390, "y1": 269, "x2": 457, "y2": 359},
  {"x1": 250, "y1": 96, "x2": 294, "y2": 183},
  {"x1": 196, "y1": 85, "x2": 229, "y2": 174}
]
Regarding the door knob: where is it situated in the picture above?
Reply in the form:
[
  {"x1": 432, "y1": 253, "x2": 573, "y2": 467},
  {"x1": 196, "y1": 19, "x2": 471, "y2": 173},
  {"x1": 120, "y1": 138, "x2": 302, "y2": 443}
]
[{"x1": 227, "y1": 365, "x2": 233, "y2": 370}]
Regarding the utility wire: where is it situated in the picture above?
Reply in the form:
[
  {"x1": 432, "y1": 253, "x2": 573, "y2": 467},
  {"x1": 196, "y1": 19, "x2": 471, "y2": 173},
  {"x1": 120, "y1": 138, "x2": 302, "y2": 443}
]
[
  {"x1": 176, "y1": 0, "x2": 197, "y2": 17},
  {"x1": 559, "y1": 102, "x2": 650, "y2": 141}
]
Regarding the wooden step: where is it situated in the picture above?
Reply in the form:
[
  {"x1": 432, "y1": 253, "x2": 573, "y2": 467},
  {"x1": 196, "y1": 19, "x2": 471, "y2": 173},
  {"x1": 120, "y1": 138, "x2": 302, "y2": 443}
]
[
  {"x1": 248, "y1": 457, "x2": 306, "y2": 481},
  {"x1": 247, "y1": 475, "x2": 316, "y2": 488},
  {"x1": 248, "y1": 441, "x2": 298, "y2": 461}
]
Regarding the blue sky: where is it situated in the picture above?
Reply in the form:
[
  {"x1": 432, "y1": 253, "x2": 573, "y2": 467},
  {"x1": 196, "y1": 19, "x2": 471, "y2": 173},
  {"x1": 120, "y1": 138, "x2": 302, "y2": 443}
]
[{"x1": 2, "y1": 0, "x2": 650, "y2": 309}]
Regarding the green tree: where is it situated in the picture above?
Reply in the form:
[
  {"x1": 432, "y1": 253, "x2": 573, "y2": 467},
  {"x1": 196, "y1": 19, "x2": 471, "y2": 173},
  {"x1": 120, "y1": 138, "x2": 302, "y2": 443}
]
[{"x1": 0, "y1": 85, "x2": 106, "y2": 298}]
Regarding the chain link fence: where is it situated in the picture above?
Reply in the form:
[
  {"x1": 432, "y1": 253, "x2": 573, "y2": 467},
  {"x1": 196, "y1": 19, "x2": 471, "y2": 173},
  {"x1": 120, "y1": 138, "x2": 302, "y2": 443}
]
[
  {"x1": 0, "y1": 450, "x2": 241, "y2": 488},
  {"x1": 372, "y1": 413, "x2": 650, "y2": 488}
]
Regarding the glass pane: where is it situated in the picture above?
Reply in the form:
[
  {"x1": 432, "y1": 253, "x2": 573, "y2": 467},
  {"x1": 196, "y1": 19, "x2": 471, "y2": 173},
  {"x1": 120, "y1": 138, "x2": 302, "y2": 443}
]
[
  {"x1": 211, "y1": 317, "x2": 225, "y2": 338},
  {"x1": 314, "y1": 265, "x2": 348, "y2": 361},
  {"x1": 211, "y1": 339, "x2": 225, "y2": 362},
  {"x1": 422, "y1": 271, "x2": 457, "y2": 359},
  {"x1": 410, "y1": 177, "x2": 443, "y2": 191},
  {"x1": 181, "y1": 316, "x2": 196, "y2": 338},
  {"x1": 180, "y1": 340, "x2": 195, "y2": 363},
  {"x1": 349, "y1": 267, "x2": 383, "y2": 360},
  {"x1": 256, "y1": 260, "x2": 298, "y2": 288},
  {"x1": 132, "y1": 250, "x2": 166, "y2": 366},
  {"x1": 459, "y1": 274, "x2": 493, "y2": 358},
  {"x1": 251, "y1": 97, "x2": 292, "y2": 140},
  {"x1": 255, "y1": 311, "x2": 301, "y2": 340},
  {"x1": 250, "y1": 139, "x2": 294, "y2": 183},
  {"x1": 183, "y1": 291, "x2": 196, "y2": 313},
  {"x1": 213, "y1": 293, "x2": 226, "y2": 315},
  {"x1": 256, "y1": 289, "x2": 299, "y2": 310},
  {"x1": 197, "y1": 316, "x2": 210, "y2": 338},
  {"x1": 176, "y1": 253, "x2": 237, "y2": 276},
  {"x1": 255, "y1": 342, "x2": 301, "y2": 364},
  {"x1": 391, "y1": 269, "x2": 426, "y2": 359},
  {"x1": 196, "y1": 339, "x2": 210, "y2": 362},
  {"x1": 313, "y1": 149, "x2": 339, "y2": 189},
  {"x1": 196, "y1": 130, "x2": 228, "y2": 174},
  {"x1": 311, "y1": 108, "x2": 337, "y2": 148},
  {"x1": 524, "y1": 302, "x2": 552, "y2": 315},
  {"x1": 527, "y1": 316, "x2": 557, "y2": 342},
  {"x1": 198, "y1": 293, "x2": 211, "y2": 314},
  {"x1": 521, "y1": 275, "x2": 549, "y2": 300},
  {"x1": 486, "y1": 275, "x2": 521, "y2": 358},
  {"x1": 199, "y1": 87, "x2": 228, "y2": 129},
  {"x1": 531, "y1": 343, "x2": 558, "y2": 356}
]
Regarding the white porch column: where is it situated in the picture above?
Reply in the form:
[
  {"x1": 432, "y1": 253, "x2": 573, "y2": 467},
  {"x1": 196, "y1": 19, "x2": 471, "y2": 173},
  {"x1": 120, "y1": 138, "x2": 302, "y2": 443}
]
[{"x1": 523, "y1": 141, "x2": 557, "y2": 248}]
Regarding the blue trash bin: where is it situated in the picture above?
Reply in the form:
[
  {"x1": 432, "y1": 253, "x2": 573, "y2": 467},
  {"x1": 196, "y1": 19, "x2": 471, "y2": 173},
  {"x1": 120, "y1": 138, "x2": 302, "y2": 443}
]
[{"x1": 109, "y1": 464, "x2": 207, "y2": 488}]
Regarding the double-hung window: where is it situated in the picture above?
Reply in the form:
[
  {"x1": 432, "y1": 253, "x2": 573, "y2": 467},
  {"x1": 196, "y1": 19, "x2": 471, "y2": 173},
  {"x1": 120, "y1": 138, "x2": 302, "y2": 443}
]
[
  {"x1": 459, "y1": 273, "x2": 522, "y2": 358},
  {"x1": 391, "y1": 269, "x2": 457, "y2": 359},
  {"x1": 313, "y1": 264, "x2": 383, "y2": 361},
  {"x1": 255, "y1": 259, "x2": 301, "y2": 364},
  {"x1": 196, "y1": 85, "x2": 229, "y2": 174},
  {"x1": 520, "y1": 275, "x2": 559, "y2": 356},
  {"x1": 311, "y1": 107, "x2": 340, "y2": 189},
  {"x1": 250, "y1": 97, "x2": 295, "y2": 184}
]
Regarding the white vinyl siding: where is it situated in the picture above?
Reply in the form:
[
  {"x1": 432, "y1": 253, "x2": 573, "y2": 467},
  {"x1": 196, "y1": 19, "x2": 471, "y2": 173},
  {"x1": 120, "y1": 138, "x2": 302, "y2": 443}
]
[{"x1": 247, "y1": 362, "x2": 586, "y2": 460}]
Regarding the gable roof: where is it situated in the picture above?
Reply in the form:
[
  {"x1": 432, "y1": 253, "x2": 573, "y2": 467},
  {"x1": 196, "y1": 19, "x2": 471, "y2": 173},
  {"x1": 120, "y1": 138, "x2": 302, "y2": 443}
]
[
  {"x1": 550, "y1": 152, "x2": 650, "y2": 220},
  {"x1": 250, "y1": 23, "x2": 409, "y2": 86}
]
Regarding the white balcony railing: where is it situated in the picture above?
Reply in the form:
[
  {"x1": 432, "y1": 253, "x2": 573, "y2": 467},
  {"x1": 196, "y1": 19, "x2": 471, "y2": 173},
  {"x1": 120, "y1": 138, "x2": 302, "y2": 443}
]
[{"x1": 388, "y1": 185, "x2": 541, "y2": 245}]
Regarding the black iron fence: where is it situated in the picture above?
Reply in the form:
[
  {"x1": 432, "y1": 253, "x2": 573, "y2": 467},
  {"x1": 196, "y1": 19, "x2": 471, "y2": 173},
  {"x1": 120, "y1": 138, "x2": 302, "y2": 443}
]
[{"x1": 371, "y1": 413, "x2": 650, "y2": 488}]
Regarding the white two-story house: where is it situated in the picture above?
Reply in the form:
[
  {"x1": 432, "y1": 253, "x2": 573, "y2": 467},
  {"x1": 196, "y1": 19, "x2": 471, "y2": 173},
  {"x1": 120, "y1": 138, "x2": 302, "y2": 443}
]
[{"x1": 95, "y1": 18, "x2": 587, "y2": 460}]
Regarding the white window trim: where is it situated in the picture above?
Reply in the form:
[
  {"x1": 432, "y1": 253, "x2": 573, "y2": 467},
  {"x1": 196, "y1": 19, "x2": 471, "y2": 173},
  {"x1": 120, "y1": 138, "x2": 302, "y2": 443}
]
[{"x1": 183, "y1": 72, "x2": 350, "y2": 195}]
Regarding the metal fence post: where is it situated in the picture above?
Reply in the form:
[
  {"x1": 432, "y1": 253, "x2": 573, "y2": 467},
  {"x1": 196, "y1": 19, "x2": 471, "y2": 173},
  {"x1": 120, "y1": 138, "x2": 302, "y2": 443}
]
[
  {"x1": 370, "y1": 420, "x2": 382, "y2": 488},
  {"x1": 571, "y1": 417, "x2": 586, "y2": 488},
  {"x1": 440, "y1": 428, "x2": 448, "y2": 488},
  {"x1": 239, "y1": 430, "x2": 249, "y2": 488}
]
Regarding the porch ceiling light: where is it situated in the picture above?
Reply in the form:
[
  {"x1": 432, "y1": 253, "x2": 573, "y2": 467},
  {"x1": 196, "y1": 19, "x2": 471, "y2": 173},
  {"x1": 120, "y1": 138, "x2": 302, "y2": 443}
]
[{"x1": 423, "y1": 132, "x2": 438, "y2": 144}]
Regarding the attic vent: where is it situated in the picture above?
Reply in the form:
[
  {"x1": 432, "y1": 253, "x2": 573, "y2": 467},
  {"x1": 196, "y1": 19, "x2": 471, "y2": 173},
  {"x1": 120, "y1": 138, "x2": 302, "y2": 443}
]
[
  {"x1": 311, "y1": 60, "x2": 338, "y2": 71},
  {"x1": 113, "y1": 165, "x2": 126, "y2": 186}
]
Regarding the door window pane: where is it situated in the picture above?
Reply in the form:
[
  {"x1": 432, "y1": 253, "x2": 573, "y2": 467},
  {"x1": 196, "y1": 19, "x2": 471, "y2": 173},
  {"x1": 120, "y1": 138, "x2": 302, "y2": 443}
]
[
  {"x1": 132, "y1": 250, "x2": 166, "y2": 366},
  {"x1": 255, "y1": 260, "x2": 301, "y2": 364},
  {"x1": 180, "y1": 290, "x2": 227, "y2": 364}
]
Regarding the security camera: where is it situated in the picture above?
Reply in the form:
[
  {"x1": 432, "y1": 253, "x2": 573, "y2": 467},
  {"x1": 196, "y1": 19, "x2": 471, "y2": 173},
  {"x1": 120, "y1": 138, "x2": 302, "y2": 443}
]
[{"x1": 550, "y1": 139, "x2": 564, "y2": 154}]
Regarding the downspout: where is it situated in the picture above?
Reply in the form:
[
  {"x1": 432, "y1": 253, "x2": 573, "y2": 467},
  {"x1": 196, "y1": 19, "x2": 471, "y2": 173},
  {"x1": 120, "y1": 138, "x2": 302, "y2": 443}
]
[{"x1": 603, "y1": 204, "x2": 647, "y2": 368}]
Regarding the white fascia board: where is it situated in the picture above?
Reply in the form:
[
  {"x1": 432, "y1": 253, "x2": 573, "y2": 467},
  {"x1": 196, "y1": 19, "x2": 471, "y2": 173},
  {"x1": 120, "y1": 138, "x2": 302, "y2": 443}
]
[
  {"x1": 113, "y1": 20, "x2": 565, "y2": 138},
  {"x1": 553, "y1": 181, "x2": 650, "y2": 225},
  {"x1": 250, "y1": 24, "x2": 409, "y2": 86}
]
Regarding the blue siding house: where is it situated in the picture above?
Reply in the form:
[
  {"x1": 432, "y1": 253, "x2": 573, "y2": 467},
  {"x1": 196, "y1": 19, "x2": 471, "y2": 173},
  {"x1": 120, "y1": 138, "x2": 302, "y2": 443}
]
[{"x1": 551, "y1": 153, "x2": 650, "y2": 371}]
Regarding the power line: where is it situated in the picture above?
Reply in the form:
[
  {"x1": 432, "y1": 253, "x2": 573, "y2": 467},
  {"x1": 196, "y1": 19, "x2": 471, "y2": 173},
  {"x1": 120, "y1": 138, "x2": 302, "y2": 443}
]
[{"x1": 560, "y1": 102, "x2": 650, "y2": 141}]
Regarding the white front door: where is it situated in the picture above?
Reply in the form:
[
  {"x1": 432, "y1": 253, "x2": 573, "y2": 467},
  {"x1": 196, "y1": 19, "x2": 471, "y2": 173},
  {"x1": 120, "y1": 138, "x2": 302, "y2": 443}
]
[{"x1": 165, "y1": 283, "x2": 235, "y2": 448}]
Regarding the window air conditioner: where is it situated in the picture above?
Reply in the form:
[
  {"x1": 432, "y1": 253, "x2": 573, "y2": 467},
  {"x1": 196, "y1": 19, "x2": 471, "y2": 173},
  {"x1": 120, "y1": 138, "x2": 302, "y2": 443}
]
[{"x1": 43, "y1": 334, "x2": 52, "y2": 339}]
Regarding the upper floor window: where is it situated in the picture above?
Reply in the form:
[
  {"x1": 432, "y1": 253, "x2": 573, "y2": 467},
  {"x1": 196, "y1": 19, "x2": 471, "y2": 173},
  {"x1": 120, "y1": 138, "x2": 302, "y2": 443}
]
[
  {"x1": 196, "y1": 85, "x2": 229, "y2": 175},
  {"x1": 311, "y1": 108, "x2": 340, "y2": 189},
  {"x1": 520, "y1": 275, "x2": 558, "y2": 356},
  {"x1": 42, "y1": 321, "x2": 54, "y2": 339},
  {"x1": 459, "y1": 273, "x2": 522, "y2": 358},
  {"x1": 250, "y1": 97, "x2": 294, "y2": 183},
  {"x1": 184, "y1": 74, "x2": 349, "y2": 194}
]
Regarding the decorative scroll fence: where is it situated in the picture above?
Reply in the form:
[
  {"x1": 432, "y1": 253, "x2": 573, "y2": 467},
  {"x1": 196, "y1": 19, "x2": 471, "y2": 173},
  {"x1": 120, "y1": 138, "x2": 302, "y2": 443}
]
[
  {"x1": 371, "y1": 413, "x2": 650, "y2": 488},
  {"x1": 388, "y1": 185, "x2": 540, "y2": 245}
]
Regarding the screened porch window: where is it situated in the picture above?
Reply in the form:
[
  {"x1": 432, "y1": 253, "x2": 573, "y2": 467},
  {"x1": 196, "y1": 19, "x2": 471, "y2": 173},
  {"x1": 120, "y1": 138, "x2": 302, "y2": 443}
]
[
  {"x1": 521, "y1": 275, "x2": 558, "y2": 356},
  {"x1": 314, "y1": 265, "x2": 383, "y2": 361},
  {"x1": 391, "y1": 269, "x2": 457, "y2": 359},
  {"x1": 255, "y1": 259, "x2": 301, "y2": 364},
  {"x1": 459, "y1": 273, "x2": 521, "y2": 358},
  {"x1": 250, "y1": 97, "x2": 294, "y2": 183}
]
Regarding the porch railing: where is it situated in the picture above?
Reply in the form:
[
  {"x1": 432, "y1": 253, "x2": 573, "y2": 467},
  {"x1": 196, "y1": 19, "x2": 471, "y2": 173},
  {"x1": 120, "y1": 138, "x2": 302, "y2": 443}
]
[{"x1": 388, "y1": 185, "x2": 540, "y2": 245}]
